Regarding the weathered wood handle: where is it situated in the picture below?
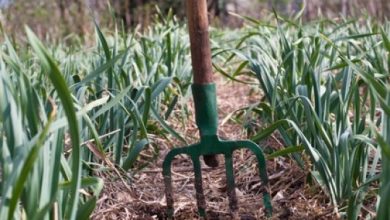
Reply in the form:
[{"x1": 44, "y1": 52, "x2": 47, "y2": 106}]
[
  {"x1": 187, "y1": 0, "x2": 219, "y2": 167},
  {"x1": 187, "y1": 0, "x2": 214, "y2": 84}
]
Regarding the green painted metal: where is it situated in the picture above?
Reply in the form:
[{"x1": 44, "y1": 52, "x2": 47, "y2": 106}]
[
  {"x1": 192, "y1": 84, "x2": 218, "y2": 137},
  {"x1": 163, "y1": 83, "x2": 272, "y2": 219}
]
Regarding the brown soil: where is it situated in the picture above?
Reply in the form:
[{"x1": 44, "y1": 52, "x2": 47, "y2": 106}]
[{"x1": 91, "y1": 76, "x2": 337, "y2": 220}]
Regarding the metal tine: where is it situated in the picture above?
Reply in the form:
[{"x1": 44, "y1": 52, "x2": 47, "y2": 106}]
[
  {"x1": 192, "y1": 156, "x2": 207, "y2": 218},
  {"x1": 163, "y1": 174, "x2": 174, "y2": 219},
  {"x1": 224, "y1": 151, "x2": 238, "y2": 212},
  {"x1": 163, "y1": 156, "x2": 175, "y2": 219}
]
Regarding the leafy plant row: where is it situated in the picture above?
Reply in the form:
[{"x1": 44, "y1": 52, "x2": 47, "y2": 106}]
[
  {"x1": 0, "y1": 12, "x2": 192, "y2": 219},
  {"x1": 224, "y1": 14, "x2": 390, "y2": 219}
]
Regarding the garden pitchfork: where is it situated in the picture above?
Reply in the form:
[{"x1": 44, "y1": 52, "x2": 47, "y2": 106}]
[{"x1": 162, "y1": 0, "x2": 272, "y2": 218}]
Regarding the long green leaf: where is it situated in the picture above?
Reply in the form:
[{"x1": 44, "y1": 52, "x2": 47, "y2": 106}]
[{"x1": 26, "y1": 28, "x2": 81, "y2": 220}]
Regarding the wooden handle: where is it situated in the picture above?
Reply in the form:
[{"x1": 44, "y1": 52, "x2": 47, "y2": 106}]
[
  {"x1": 187, "y1": 0, "x2": 214, "y2": 84},
  {"x1": 187, "y1": 0, "x2": 219, "y2": 167}
]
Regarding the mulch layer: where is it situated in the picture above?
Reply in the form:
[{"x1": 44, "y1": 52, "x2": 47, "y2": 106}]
[{"x1": 91, "y1": 76, "x2": 337, "y2": 220}]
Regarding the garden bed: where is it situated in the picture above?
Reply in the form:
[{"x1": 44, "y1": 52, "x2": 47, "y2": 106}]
[{"x1": 92, "y1": 76, "x2": 336, "y2": 220}]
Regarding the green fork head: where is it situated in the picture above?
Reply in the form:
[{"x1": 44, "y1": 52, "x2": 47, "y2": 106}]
[{"x1": 162, "y1": 84, "x2": 272, "y2": 219}]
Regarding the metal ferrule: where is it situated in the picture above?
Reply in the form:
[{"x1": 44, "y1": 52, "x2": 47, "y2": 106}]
[{"x1": 192, "y1": 83, "x2": 218, "y2": 137}]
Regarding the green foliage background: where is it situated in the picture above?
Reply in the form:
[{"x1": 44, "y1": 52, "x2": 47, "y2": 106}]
[{"x1": 0, "y1": 1, "x2": 390, "y2": 219}]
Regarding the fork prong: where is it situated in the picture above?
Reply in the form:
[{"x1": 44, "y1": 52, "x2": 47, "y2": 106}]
[
  {"x1": 163, "y1": 174, "x2": 174, "y2": 219},
  {"x1": 236, "y1": 140, "x2": 273, "y2": 216},
  {"x1": 163, "y1": 151, "x2": 179, "y2": 219},
  {"x1": 225, "y1": 152, "x2": 238, "y2": 212},
  {"x1": 192, "y1": 156, "x2": 207, "y2": 218}
]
